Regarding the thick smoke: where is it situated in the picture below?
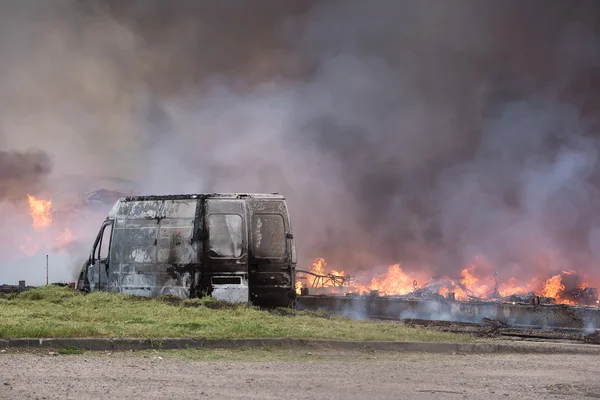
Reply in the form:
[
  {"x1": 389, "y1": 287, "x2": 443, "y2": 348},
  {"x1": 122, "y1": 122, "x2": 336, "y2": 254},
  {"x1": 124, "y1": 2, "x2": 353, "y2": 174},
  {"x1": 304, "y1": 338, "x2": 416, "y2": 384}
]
[
  {"x1": 0, "y1": 150, "x2": 52, "y2": 200},
  {"x1": 1, "y1": 0, "x2": 600, "y2": 286}
]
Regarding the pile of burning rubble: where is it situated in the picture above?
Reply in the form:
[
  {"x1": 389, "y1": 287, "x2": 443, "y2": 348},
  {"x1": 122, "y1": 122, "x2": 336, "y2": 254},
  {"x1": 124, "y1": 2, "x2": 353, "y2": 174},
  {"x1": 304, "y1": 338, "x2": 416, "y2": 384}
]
[{"x1": 296, "y1": 258, "x2": 600, "y2": 307}]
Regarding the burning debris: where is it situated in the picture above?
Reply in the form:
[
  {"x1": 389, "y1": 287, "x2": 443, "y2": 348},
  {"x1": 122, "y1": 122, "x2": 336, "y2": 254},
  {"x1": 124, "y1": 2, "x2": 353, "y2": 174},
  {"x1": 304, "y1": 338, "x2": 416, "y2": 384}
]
[
  {"x1": 565, "y1": 288, "x2": 599, "y2": 307},
  {"x1": 296, "y1": 258, "x2": 600, "y2": 307}
]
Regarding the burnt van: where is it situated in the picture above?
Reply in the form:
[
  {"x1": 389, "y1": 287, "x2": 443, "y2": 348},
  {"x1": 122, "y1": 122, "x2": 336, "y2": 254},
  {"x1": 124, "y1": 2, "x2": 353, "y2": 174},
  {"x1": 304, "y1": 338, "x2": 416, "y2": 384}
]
[{"x1": 76, "y1": 193, "x2": 297, "y2": 308}]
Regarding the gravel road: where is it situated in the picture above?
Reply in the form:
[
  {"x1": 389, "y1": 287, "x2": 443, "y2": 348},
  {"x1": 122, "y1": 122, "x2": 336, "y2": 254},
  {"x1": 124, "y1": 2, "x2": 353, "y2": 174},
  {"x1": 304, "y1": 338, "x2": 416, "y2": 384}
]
[{"x1": 0, "y1": 349, "x2": 599, "y2": 399}]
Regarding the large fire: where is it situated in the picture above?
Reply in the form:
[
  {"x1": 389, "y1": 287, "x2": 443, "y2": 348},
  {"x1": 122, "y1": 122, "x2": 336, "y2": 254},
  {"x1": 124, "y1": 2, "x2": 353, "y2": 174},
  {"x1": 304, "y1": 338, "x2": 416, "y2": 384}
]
[
  {"x1": 297, "y1": 257, "x2": 600, "y2": 306},
  {"x1": 541, "y1": 274, "x2": 565, "y2": 299},
  {"x1": 26, "y1": 194, "x2": 52, "y2": 229},
  {"x1": 356, "y1": 264, "x2": 415, "y2": 296}
]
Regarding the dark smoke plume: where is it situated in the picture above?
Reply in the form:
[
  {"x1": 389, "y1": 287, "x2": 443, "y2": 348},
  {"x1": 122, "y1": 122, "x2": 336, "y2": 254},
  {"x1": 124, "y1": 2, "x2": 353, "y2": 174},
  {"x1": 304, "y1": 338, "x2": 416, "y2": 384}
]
[
  {"x1": 1, "y1": 0, "x2": 600, "y2": 285},
  {"x1": 0, "y1": 150, "x2": 52, "y2": 200}
]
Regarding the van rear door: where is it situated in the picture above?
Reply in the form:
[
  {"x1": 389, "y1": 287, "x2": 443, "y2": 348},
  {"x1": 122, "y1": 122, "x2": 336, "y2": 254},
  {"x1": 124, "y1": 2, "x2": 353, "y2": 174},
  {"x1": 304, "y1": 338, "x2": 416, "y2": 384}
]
[
  {"x1": 247, "y1": 199, "x2": 294, "y2": 307},
  {"x1": 202, "y1": 198, "x2": 248, "y2": 303}
]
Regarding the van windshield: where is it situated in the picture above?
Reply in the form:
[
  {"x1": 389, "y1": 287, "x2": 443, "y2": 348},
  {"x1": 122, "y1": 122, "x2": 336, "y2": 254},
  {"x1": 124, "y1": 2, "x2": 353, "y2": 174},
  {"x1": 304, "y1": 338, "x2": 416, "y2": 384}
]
[
  {"x1": 252, "y1": 214, "x2": 285, "y2": 258},
  {"x1": 208, "y1": 214, "x2": 243, "y2": 258}
]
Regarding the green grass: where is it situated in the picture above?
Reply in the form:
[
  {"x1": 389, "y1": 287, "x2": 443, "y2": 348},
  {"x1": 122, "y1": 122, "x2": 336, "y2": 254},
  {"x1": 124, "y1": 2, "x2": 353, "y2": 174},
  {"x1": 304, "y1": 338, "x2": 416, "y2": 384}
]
[{"x1": 0, "y1": 286, "x2": 473, "y2": 342}]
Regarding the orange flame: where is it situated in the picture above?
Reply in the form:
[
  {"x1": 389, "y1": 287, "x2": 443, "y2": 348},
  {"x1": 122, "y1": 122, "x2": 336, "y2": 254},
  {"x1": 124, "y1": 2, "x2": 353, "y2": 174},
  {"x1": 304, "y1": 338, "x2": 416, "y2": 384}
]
[
  {"x1": 438, "y1": 286, "x2": 449, "y2": 297},
  {"x1": 359, "y1": 264, "x2": 413, "y2": 296},
  {"x1": 301, "y1": 256, "x2": 597, "y2": 305},
  {"x1": 295, "y1": 282, "x2": 302, "y2": 295},
  {"x1": 307, "y1": 258, "x2": 326, "y2": 286},
  {"x1": 26, "y1": 194, "x2": 52, "y2": 229},
  {"x1": 498, "y1": 277, "x2": 538, "y2": 297},
  {"x1": 540, "y1": 273, "x2": 579, "y2": 304},
  {"x1": 442, "y1": 279, "x2": 468, "y2": 301},
  {"x1": 541, "y1": 274, "x2": 565, "y2": 299}
]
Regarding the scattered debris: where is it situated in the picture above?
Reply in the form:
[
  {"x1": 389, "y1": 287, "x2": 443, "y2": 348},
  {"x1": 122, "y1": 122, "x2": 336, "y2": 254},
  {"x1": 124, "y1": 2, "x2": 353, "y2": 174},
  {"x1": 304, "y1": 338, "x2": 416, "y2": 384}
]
[
  {"x1": 584, "y1": 332, "x2": 600, "y2": 345},
  {"x1": 564, "y1": 288, "x2": 599, "y2": 306},
  {"x1": 396, "y1": 318, "x2": 600, "y2": 343},
  {"x1": 296, "y1": 270, "x2": 355, "y2": 290}
]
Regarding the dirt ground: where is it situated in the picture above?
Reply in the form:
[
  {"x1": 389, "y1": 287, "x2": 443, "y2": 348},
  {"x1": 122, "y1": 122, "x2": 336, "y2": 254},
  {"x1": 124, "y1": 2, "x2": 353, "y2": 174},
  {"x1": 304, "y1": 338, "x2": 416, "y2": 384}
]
[{"x1": 0, "y1": 348, "x2": 599, "y2": 399}]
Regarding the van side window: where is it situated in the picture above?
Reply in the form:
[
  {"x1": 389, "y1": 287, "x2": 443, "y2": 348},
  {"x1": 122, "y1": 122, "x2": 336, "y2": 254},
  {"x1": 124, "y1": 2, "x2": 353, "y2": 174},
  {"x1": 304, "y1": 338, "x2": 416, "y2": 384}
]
[
  {"x1": 207, "y1": 214, "x2": 243, "y2": 258},
  {"x1": 95, "y1": 222, "x2": 113, "y2": 262},
  {"x1": 252, "y1": 214, "x2": 285, "y2": 258}
]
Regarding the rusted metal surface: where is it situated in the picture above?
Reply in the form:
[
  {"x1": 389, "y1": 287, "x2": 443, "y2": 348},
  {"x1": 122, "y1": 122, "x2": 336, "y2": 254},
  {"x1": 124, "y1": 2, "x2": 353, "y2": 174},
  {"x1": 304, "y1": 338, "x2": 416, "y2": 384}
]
[{"x1": 77, "y1": 193, "x2": 296, "y2": 308}]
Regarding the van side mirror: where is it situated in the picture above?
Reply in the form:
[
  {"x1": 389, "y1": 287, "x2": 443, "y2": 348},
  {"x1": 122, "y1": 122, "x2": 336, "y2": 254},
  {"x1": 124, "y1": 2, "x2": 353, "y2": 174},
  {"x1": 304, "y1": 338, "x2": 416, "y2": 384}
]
[{"x1": 286, "y1": 233, "x2": 294, "y2": 239}]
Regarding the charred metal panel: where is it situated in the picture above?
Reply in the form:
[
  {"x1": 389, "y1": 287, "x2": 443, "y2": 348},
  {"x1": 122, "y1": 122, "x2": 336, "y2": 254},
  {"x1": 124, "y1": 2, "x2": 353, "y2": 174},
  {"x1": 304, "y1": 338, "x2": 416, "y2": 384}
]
[
  {"x1": 83, "y1": 194, "x2": 293, "y2": 306},
  {"x1": 247, "y1": 199, "x2": 295, "y2": 308},
  {"x1": 119, "y1": 193, "x2": 284, "y2": 202},
  {"x1": 205, "y1": 198, "x2": 245, "y2": 214},
  {"x1": 109, "y1": 200, "x2": 162, "y2": 220},
  {"x1": 161, "y1": 199, "x2": 197, "y2": 219},
  {"x1": 157, "y1": 226, "x2": 195, "y2": 264},
  {"x1": 251, "y1": 273, "x2": 291, "y2": 287},
  {"x1": 207, "y1": 214, "x2": 244, "y2": 258},
  {"x1": 202, "y1": 199, "x2": 248, "y2": 303},
  {"x1": 112, "y1": 220, "x2": 158, "y2": 263},
  {"x1": 110, "y1": 217, "x2": 159, "y2": 295},
  {"x1": 105, "y1": 198, "x2": 202, "y2": 298},
  {"x1": 156, "y1": 199, "x2": 199, "y2": 298},
  {"x1": 157, "y1": 200, "x2": 196, "y2": 264},
  {"x1": 252, "y1": 214, "x2": 287, "y2": 258}
]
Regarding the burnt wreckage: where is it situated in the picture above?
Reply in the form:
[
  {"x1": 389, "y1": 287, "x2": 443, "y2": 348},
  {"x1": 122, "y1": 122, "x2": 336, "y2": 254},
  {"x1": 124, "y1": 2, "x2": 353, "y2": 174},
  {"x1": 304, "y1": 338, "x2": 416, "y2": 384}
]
[
  {"x1": 76, "y1": 193, "x2": 297, "y2": 308},
  {"x1": 294, "y1": 270, "x2": 600, "y2": 340}
]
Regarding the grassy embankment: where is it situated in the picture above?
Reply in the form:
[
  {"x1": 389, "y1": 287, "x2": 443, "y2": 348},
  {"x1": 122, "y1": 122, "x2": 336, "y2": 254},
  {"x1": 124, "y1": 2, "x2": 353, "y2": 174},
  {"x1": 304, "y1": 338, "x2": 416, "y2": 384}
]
[{"x1": 0, "y1": 285, "x2": 472, "y2": 342}]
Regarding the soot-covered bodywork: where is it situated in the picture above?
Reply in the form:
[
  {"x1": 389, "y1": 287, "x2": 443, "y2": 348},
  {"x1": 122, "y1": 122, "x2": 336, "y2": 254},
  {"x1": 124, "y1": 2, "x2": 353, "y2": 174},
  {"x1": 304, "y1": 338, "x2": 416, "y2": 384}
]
[{"x1": 76, "y1": 193, "x2": 297, "y2": 308}]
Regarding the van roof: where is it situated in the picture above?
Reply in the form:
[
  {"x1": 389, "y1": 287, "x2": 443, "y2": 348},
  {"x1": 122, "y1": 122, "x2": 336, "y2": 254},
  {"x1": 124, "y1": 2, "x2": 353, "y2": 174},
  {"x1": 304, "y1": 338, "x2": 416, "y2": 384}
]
[
  {"x1": 107, "y1": 193, "x2": 287, "y2": 220},
  {"x1": 118, "y1": 193, "x2": 285, "y2": 202}
]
